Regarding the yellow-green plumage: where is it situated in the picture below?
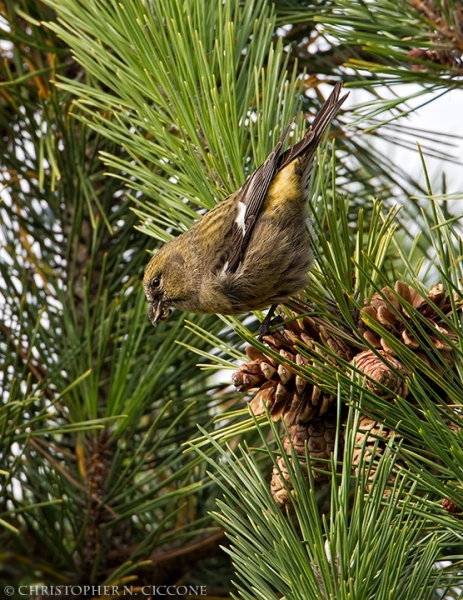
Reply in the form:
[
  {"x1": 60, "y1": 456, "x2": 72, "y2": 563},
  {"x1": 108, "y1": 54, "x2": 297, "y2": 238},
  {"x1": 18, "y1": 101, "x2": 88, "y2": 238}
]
[{"x1": 143, "y1": 83, "x2": 348, "y2": 326}]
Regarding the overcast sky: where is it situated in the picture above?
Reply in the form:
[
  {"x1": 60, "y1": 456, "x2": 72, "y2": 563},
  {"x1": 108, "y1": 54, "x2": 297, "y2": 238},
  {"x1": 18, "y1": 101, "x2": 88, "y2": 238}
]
[{"x1": 343, "y1": 84, "x2": 463, "y2": 197}]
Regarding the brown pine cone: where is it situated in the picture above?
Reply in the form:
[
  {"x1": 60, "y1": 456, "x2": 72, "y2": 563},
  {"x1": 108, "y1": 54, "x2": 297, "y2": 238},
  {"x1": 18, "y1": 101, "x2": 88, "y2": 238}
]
[
  {"x1": 359, "y1": 281, "x2": 460, "y2": 365},
  {"x1": 408, "y1": 0, "x2": 463, "y2": 71},
  {"x1": 234, "y1": 281, "x2": 460, "y2": 433},
  {"x1": 351, "y1": 349, "x2": 409, "y2": 398},
  {"x1": 351, "y1": 414, "x2": 396, "y2": 492},
  {"x1": 442, "y1": 498, "x2": 463, "y2": 520},
  {"x1": 270, "y1": 455, "x2": 294, "y2": 510},
  {"x1": 270, "y1": 407, "x2": 341, "y2": 510},
  {"x1": 233, "y1": 314, "x2": 358, "y2": 425}
]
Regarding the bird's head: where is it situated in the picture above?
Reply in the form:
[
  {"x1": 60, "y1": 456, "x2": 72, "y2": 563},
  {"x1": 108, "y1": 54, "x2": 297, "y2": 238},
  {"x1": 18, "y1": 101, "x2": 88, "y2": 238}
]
[{"x1": 143, "y1": 245, "x2": 190, "y2": 327}]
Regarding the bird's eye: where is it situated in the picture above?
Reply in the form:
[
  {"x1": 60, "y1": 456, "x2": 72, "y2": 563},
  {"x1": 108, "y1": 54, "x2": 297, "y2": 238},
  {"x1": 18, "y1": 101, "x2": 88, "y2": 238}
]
[{"x1": 152, "y1": 277, "x2": 161, "y2": 289}]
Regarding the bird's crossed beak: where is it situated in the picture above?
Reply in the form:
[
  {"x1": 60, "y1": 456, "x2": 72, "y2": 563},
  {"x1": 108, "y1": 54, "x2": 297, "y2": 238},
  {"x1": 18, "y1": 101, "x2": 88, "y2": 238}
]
[{"x1": 148, "y1": 301, "x2": 172, "y2": 327}]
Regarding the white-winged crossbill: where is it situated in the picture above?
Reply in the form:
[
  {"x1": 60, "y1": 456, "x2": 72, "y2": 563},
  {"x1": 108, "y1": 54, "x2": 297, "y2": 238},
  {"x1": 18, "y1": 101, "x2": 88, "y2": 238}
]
[{"x1": 144, "y1": 82, "x2": 348, "y2": 329}]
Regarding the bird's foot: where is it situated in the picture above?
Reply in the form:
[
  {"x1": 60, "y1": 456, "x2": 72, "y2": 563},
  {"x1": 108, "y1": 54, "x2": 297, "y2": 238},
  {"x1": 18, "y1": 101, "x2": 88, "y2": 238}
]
[{"x1": 258, "y1": 305, "x2": 284, "y2": 342}]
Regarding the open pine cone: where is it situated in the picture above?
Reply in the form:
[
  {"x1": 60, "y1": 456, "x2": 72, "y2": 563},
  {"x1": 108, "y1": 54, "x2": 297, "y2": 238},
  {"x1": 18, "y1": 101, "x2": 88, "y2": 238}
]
[
  {"x1": 351, "y1": 414, "x2": 397, "y2": 493},
  {"x1": 359, "y1": 282, "x2": 460, "y2": 366},
  {"x1": 407, "y1": 0, "x2": 463, "y2": 71},
  {"x1": 232, "y1": 280, "x2": 461, "y2": 426},
  {"x1": 232, "y1": 315, "x2": 357, "y2": 426},
  {"x1": 233, "y1": 281, "x2": 461, "y2": 507}
]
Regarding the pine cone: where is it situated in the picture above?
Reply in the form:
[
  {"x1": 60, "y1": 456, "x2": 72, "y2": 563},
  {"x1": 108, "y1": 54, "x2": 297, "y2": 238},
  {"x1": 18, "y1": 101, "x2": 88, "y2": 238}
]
[
  {"x1": 270, "y1": 455, "x2": 294, "y2": 510},
  {"x1": 442, "y1": 498, "x2": 463, "y2": 520},
  {"x1": 408, "y1": 0, "x2": 463, "y2": 71},
  {"x1": 245, "y1": 283, "x2": 463, "y2": 510},
  {"x1": 359, "y1": 281, "x2": 460, "y2": 366},
  {"x1": 351, "y1": 414, "x2": 396, "y2": 491},
  {"x1": 233, "y1": 315, "x2": 357, "y2": 425},
  {"x1": 352, "y1": 350, "x2": 409, "y2": 398},
  {"x1": 270, "y1": 407, "x2": 341, "y2": 510}
]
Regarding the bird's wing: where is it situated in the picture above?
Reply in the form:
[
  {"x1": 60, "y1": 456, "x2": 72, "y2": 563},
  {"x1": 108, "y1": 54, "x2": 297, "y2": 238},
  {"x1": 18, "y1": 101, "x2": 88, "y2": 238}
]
[
  {"x1": 224, "y1": 122, "x2": 292, "y2": 275},
  {"x1": 277, "y1": 81, "x2": 346, "y2": 172},
  {"x1": 218, "y1": 81, "x2": 348, "y2": 277},
  {"x1": 277, "y1": 81, "x2": 348, "y2": 192}
]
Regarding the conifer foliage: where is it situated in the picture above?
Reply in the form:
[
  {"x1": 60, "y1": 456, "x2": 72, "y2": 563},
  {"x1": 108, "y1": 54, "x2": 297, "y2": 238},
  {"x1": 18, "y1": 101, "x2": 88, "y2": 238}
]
[{"x1": 1, "y1": 0, "x2": 463, "y2": 597}]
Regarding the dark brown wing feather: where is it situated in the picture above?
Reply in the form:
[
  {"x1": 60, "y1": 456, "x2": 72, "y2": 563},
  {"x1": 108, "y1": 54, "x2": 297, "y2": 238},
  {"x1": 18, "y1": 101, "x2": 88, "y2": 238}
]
[
  {"x1": 277, "y1": 81, "x2": 348, "y2": 193},
  {"x1": 277, "y1": 81, "x2": 346, "y2": 171},
  {"x1": 222, "y1": 81, "x2": 348, "y2": 275},
  {"x1": 225, "y1": 121, "x2": 292, "y2": 273}
]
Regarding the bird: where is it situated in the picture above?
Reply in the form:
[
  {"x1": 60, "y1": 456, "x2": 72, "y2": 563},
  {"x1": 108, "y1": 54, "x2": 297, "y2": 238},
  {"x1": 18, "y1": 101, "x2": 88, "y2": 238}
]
[{"x1": 143, "y1": 82, "x2": 348, "y2": 334}]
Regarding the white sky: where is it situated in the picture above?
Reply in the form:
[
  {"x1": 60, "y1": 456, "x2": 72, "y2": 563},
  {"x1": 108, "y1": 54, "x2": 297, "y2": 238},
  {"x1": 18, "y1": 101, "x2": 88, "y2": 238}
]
[{"x1": 342, "y1": 84, "x2": 463, "y2": 197}]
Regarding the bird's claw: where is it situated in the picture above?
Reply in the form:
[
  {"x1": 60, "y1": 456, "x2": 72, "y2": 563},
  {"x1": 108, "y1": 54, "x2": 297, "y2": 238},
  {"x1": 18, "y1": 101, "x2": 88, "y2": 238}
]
[{"x1": 258, "y1": 305, "x2": 283, "y2": 341}]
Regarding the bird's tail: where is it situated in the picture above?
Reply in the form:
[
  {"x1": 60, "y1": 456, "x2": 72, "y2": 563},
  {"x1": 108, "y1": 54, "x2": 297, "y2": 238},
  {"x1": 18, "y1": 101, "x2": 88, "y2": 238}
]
[{"x1": 278, "y1": 82, "x2": 348, "y2": 192}]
